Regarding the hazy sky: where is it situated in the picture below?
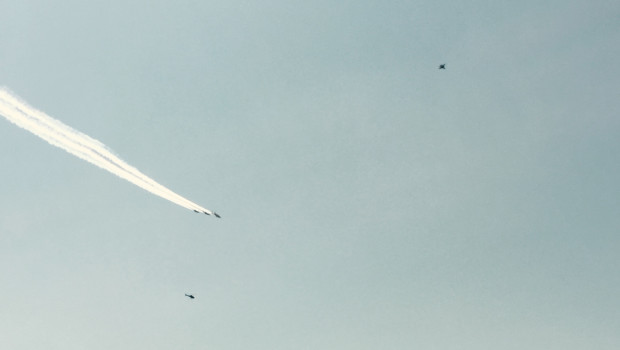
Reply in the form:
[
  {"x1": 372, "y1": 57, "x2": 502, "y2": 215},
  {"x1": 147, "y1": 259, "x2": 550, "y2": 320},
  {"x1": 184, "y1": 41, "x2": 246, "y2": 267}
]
[{"x1": 1, "y1": 0, "x2": 619, "y2": 349}]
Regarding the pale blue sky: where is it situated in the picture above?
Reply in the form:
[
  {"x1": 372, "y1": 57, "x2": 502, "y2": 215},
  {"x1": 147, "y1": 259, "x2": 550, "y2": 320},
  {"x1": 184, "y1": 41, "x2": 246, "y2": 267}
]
[{"x1": 1, "y1": 0, "x2": 619, "y2": 349}]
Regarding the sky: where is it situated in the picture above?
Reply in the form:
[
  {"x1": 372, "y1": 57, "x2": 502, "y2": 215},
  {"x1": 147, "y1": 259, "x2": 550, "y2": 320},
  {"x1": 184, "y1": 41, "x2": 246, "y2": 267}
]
[{"x1": 0, "y1": 0, "x2": 619, "y2": 349}]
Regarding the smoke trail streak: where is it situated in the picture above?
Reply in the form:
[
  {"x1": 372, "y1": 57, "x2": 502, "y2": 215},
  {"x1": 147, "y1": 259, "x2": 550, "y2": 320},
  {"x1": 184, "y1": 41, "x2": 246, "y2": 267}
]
[{"x1": 0, "y1": 87, "x2": 217, "y2": 216}]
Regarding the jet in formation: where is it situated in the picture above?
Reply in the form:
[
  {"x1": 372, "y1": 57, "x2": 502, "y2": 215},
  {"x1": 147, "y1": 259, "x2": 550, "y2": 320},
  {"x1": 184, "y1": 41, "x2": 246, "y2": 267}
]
[
  {"x1": 438, "y1": 64, "x2": 446, "y2": 69},
  {"x1": 185, "y1": 294, "x2": 195, "y2": 299},
  {"x1": 192, "y1": 209, "x2": 221, "y2": 218}
]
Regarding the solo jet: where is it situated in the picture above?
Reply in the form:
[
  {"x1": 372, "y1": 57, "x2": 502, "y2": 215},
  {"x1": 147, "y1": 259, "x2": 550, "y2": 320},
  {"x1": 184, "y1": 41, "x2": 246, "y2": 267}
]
[
  {"x1": 438, "y1": 64, "x2": 446, "y2": 69},
  {"x1": 185, "y1": 294, "x2": 195, "y2": 299}
]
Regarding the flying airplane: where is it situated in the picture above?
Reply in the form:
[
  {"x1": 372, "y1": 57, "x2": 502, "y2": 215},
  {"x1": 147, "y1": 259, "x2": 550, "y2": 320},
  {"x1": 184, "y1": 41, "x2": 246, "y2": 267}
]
[
  {"x1": 193, "y1": 210, "x2": 199, "y2": 213},
  {"x1": 438, "y1": 64, "x2": 446, "y2": 69},
  {"x1": 213, "y1": 212, "x2": 221, "y2": 218},
  {"x1": 185, "y1": 294, "x2": 195, "y2": 299},
  {"x1": 203, "y1": 211, "x2": 211, "y2": 216}
]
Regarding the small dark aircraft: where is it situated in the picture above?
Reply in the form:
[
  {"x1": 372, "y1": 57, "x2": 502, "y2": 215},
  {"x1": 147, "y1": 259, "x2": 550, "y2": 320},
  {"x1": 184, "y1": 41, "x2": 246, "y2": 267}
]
[
  {"x1": 185, "y1": 294, "x2": 195, "y2": 299},
  {"x1": 193, "y1": 210, "x2": 199, "y2": 213},
  {"x1": 213, "y1": 212, "x2": 221, "y2": 218},
  {"x1": 438, "y1": 64, "x2": 446, "y2": 69},
  {"x1": 203, "y1": 211, "x2": 211, "y2": 216}
]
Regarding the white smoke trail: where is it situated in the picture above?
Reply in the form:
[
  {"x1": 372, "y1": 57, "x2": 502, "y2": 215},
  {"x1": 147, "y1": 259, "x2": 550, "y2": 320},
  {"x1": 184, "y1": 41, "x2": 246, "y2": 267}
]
[{"x1": 0, "y1": 87, "x2": 218, "y2": 217}]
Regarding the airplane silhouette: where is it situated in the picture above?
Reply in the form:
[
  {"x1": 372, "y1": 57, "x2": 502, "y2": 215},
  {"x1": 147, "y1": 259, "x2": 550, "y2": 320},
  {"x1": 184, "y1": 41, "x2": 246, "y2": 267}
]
[
  {"x1": 185, "y1": 294, "x2": 195, "y2": 299},
  {"x1": 438, "y1": 64, "x2": 446, "y2": 69}
]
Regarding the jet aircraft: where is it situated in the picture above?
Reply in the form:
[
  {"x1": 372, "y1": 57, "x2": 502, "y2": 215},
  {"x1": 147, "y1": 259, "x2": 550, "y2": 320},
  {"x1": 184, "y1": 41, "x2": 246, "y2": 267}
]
[
  {"x1": 185, "y1": 294, "x2": 195, "y2": 299},
  {"x1": 438, "y1": 64, "x2": 446, "y2": 69}
]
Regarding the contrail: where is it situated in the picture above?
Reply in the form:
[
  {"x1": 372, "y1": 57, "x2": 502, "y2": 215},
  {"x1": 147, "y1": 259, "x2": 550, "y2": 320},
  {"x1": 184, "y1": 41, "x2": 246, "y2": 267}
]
[{"x1": 0, "y1": 87, "x2": 219, "y2": 217}]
